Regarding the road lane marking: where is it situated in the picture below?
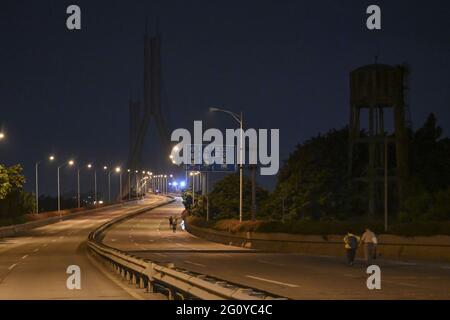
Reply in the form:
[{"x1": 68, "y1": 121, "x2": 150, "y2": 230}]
[
  {"x1": 51, "y1": 239, "x2": 56, "y2": 242},
  {"x1": 184, "y1": 261, "x2": 206, "y2": 267},
  {"x1": 59, "y1": 236, "x2": 65, "y2": 239},
  {"x1": 21, "y1": 255, "x2": 28, "y2": 259},
  {"x1": 440, "y1": 266, "x2": 450, "y2": 270},
  {"x1": 383, "y1": 280, "x2": 420, "y2": 288},
  {"x1": 246, "y1": 275, "x2": 299, "y2": 288},
  {"x1": 257, "y1": 260, "x2": 285, "y2": 267},
  {"x1": 33, "y1": 248, "x2": 39, "y2": 253},
  {"x1": 154, "y1": 253, "x2": 168, "y2": 257},
  {"x1": 8, "y1": 264, "x2": 17, "y2": 270},
  {"x1": 393, "y1": 261, "x2": 417, "y2": 266},
  {"x1": 42, "y1": 244, "x2": 48, "y2": 247}
]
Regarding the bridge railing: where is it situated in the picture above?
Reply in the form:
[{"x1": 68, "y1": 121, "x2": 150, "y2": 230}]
[{"x1": 87, "y1": 197, "x2": 285, "y2": 300}]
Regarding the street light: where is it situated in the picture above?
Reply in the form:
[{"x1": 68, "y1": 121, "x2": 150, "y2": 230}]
[
  {"x1": 190, "y1": 171, "x2": 200, "y2": 204},
  {"x1": 87, "y1": 164, "x2": 97, "y2": 204},
  {"x1": 127, "y1": 169, "x2": 131, "y2": 200},
  {"x1": 104, "y1": 166, "x2": 112, "y2": 203},
  {"x1": 57, "y1": 159, "x2": 75, "y2": 212},
  {"x1": 35, "y1": 155, "x2": 55, "y2": 213},
  {"x1": 115, "y1": 167, "x2": 122, "y2": 201},
  {"x1": 209, "y1": 106, "x2": 244, "y2": 222},
  {"x1": 0, "y1": 132, "x2": 4, "y2": 140}
]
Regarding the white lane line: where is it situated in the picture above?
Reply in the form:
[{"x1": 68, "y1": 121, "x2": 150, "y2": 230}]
[
  {"x1": 33, "y1": 248, "x2": 39, "y2": 253},
  {"x1": 21, "y1": 255, "x2": 28, "y2": 259},
  {"x1": 42, "y1": 244, "x2": 48, "y2": 247},
  {"x1": 440, "y1": 266, "x2": 450, "y2": 270},
  {"x1": 51, "y1": 239, "x2": 56, "y2": 242},
  {"x1": 246, "y1": 275, "x2": 299, "y2": 288},
  {"x1": 257, "y1": 260, "x2": 285, "y2": 267},
  {"x1": 175, "y1": 243, "x2": 184, "y2": 247},
  {"x1": 154, "y1": 253, "x2": 168, "y2": 257},
  {"x1": 383, "y1": 280, "x2": 420, "y2": 288},
  {"x1": 184, "y1": 260, "x2": 206, "y2": 268},
  {"x1": 8, "y1": 263, "x2": 17, "y2": 270},
  {"x1": 59, "y1": 236, "x2": 65, "y2": 239},
  {"x1": 393, "y1": 261, "x2": 417, "y2": 266}
]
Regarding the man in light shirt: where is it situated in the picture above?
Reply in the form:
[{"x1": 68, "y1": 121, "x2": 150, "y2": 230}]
[{"x1": 360, "y1": 228, "x2": 378, "y2": 266}]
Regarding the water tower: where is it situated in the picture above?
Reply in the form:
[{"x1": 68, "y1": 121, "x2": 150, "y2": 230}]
[{"x1": 348, "y1": 63, "x2": 409, "y2": 217}]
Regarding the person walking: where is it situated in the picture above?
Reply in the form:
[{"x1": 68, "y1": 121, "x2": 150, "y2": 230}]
[
  {"x1": 169, "y1": 216, "x2": 173, "y2": 228},
  {"x1": 360, "y1": 228, "x2": 377, "y2": 266},
  {"x1": 343, "y1": 231, "x2": 360, "y2": 266},
  {"x1": 172, "y1": 217, "x2": 178, "y2": 233}
]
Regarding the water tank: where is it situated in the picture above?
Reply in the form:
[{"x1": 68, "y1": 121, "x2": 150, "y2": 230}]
[{"x1": 350, "y1": 64, "x2": 406, "y2": 108}]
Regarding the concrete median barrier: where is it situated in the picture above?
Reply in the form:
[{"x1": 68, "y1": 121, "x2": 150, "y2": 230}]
[{"x1": 186, "y1": 223, "x2": 450, "y2": 263}]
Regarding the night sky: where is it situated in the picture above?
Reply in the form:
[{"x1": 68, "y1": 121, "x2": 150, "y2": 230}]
[{"x1": 1, "y1": 1, "x2": 449, "y2": 199}]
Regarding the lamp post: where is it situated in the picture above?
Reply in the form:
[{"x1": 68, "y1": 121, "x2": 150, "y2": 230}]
[
  {"x1": 190, "y1": 171, "x2": 200, "y2": 205},
  {"x1": 35, "y1": 155, "x2": 55, "y2": 213},
  {"x1": 164, "y1": 175, "x2": 167, "y2": 194},
  {"x1": 77, "y1": 166, "x2": 80, "y2": 208},
  {"x1": 86, "y1": 164, "x2": 97, "y2": 205},
  {"x1": 210, "y1": 107, "x2": 244, "y2": 222},
  {"x1": 115, "y1": 167, "x2": 122, "y2": 202},
  {"x1": 103, "y1": 166, "x2": 111, "y2": 203},
  {"x1": 127, "y1": 169, "x2": 131, "y2": 200},
  {"x1": 57, "y1": 160, "x2": 75, "y2": 212},
  {"x1": 135, "y1": 171, "x2": 139, "y2": 198}
]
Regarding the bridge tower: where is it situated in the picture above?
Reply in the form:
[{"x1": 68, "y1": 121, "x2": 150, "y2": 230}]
[{"x1": 121, "y1": 31, "x2": 171, "y2": 199}]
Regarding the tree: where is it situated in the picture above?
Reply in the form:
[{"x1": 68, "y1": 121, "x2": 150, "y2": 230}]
[
  {"x1": 0, "y1": 164, "x2": 25, "y2": 200},
  {"x1": 410, "y1": 113, "x2": 450, "y2": 193},
  {"x1": 208, "y1": 173, "x2": 269, "y2": 220},
  {"x1": 265, "y1": 127, "x2": 366, "y2": 221},
  {"x1": 0, "y1": 164, "x2": 35, "y2": 220}
]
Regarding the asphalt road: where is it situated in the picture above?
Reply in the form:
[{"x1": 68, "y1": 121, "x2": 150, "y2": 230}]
[
  {"x1": 103, "y1": 197, "x2": 450, "y2": 300},
  {"x1": 0, "y1": 197, "x2": 167, "y2": 300}
]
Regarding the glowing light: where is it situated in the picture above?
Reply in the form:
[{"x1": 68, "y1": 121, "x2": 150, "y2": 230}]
[
  {"x1": 87, "y1": 164, "x2": 92, "y2": 169},
  {"x1": 180, "y1": 181, "x2": 186, "y2": 187},
  {"x1": 49, "y1": 155, "x2": 55, "y2": 161},
  {"x1": 104, "y1": 166, "x2": 108, "y2": 170},
  {"x1": 0, "y1": 132, "x2": 4, "y2": 140},
  {"x1": 115, "y1": 167, "x2": 121, "y2": 173},
  {"x1": 68, "y1": 160, "x2": 75, "y2": 166}
]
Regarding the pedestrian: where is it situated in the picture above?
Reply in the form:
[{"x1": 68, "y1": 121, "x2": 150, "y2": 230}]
[
  {"x1": 172, "y1": 217, "x2": 178, "y2": 233},
  {"x1": 360, "y1": 228, "x2": 377, "y2": 266},
  {"x1": 343, "y1": 231, "x2": 360, "y2": 266},
  {"x1": 169, "y1": 216, "x2": 173, "y2": 228}
]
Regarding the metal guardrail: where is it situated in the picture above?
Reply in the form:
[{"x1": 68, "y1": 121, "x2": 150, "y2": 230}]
[{"x1": 87, "y1": 197, "x2": 286, "y2": 300}]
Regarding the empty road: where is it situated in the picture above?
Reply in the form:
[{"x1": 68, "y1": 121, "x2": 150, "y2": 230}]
[
  {"x1": 102, "y1": 197, "x2": 450, "y2": 300},
  {"x1": 0, "y1": 197, "x2": 167, "y2": 299}
]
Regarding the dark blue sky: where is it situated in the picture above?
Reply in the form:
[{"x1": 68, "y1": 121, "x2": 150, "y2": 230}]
[{"x1": 1, "y1": 0, "x2": 449, "y2": 197}]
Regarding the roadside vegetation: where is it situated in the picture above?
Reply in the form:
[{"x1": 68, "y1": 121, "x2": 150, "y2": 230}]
[
  {"x1": 183, "y1": 113, "x2": 450, "y2": 236},
  {"x1": 0, "y1": 164, "x2": 35, "y2": 227}
]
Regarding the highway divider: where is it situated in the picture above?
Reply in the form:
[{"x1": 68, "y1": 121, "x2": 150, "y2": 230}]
[{"x1": 87, "y1": 196, "x2": 286, "y2": 300}]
